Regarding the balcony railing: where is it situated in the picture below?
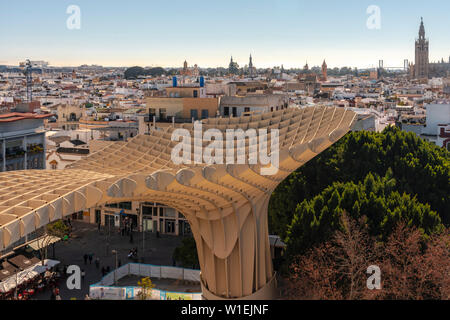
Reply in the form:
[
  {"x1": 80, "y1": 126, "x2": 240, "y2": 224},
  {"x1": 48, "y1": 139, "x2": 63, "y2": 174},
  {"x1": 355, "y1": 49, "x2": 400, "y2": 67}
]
[
  {"x1": 5, "y1": 149, "x2": 25, "y2": 160},
  {"x1": 27, "y1": 144, "x2": 44, "y2": 155}
]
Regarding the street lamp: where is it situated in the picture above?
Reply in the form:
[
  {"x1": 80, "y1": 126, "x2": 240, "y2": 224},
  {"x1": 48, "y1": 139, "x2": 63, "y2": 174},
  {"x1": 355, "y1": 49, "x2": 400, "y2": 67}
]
[
  {"x1": 137, "y1": 205, "x2": 144, "y2": 262},
  {"x1": 111, "y1": 250, "x2": 118, "y2": 285},
  {"x1": 105, "y1": 217, "x2": 110, "y2": 257},
  {"x1": 14, "y1": 268, "x2": 18, "y2": 300}
]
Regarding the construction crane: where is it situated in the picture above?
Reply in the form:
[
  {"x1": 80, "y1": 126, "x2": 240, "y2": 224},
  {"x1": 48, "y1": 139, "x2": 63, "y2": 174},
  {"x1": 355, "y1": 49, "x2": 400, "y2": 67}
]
[{"x1": 23, "y1": 59, "x2": 33, "y2": 102}]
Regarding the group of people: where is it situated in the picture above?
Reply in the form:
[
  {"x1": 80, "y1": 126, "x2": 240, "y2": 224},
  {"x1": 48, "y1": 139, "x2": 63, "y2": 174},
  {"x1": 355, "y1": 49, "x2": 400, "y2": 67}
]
[
  {"x1": 49, "y1": 286, "x2": 62, "y2": 300},
  {"x1": 127, "y1": 247, "x2": 138, "y2": 260},
  {"x1": 83, "y1": 253, "x2": 94, "y2": 265},
  {"x1": 120, "y1": 217, "x2": 133, "y2": 236},
  {"x1": 121, "y1": 216, "x2": 135, "y2": 243},
  {"x1": 83, "y1": 253, "x2": 113, "y2": 278},
  {"x1": 0, "y1": 266, "x2": 60, "y2": 300},
  {"x1": 101, "y1": 266, "x2": 111, "y2": 277}
]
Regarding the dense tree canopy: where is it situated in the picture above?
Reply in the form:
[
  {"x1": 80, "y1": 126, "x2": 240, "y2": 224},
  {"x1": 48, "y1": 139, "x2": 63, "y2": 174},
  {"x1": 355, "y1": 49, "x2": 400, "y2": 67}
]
[
  {"x1": 124, "y1": 66, "x2": 166, "y2": 79},
  {"x1": 285, "y1": 173, "x2": 443, "y2": 257},
  {"x1": 269, "y1": 127, "x2": 450, "y2": 241}
]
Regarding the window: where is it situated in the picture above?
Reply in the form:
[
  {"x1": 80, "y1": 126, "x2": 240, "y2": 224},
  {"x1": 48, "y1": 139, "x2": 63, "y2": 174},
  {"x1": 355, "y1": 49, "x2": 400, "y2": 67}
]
[
  {"x1": 105, "y1": 215, "x2": 115, "y2": 229},
  {"x1": 201, "y1": 109, "x2": 209, "y2": 119},
  {"x1": 193, "y1": 90, "x2": 198, "y2": 98},
  {"x1": 190, "y1": 109, "x2": 198, "y2": 120},
  {"x1": 119, "y1": 202, "x2": 132, "y2": 210},
  {"x1": 95, "y1": 210, "x2": 101, "y2": 224},
  {"x1": 224, "y1": 107, "x2": 229, "y2": 116},
  {"x1": 51, "y1": 163, "x2": 57, "y2": 170},
  {"x1": 165, "y1": 208, "x2": 176, "y2": 218},
  {"x1": 165, "y1": 220, "x2": 176, "y2": 234},
  {"x1": 142, "y1": 206, "x2": 152, "y2": 216},
  {"x1": 159, "y1": 108, "x2": 167, "y2": 120}
]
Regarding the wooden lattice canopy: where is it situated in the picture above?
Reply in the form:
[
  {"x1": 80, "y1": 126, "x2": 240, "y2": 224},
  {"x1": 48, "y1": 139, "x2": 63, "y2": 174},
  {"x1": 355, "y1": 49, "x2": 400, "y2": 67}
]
[{"x1": 0, "y1": 106, "x2": 356, "y2": 299}]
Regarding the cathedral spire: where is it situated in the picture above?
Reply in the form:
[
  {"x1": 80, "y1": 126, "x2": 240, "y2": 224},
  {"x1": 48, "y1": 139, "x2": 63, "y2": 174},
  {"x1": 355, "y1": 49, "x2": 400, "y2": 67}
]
[{"x1": 419, "y1": 17, "x2": 425, "y2": 40}]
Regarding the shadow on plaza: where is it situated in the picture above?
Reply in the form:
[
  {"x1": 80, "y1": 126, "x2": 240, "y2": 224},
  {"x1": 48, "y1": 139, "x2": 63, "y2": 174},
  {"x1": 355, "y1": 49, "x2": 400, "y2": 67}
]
[{"x1": 34, "y1": 221, "x2": 184, "y2": 300}]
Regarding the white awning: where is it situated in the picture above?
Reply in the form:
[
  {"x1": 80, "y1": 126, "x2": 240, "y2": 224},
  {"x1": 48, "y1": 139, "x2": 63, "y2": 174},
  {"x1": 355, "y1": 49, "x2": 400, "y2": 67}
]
[
  {"x1": 0, "y1": 266, "x2": 38, "y2": 293},
  {"x1": 33, "y1": 259, "x2": 60, "y2": 274},
  {"x1": 27, "y1": 236, "x2": 61, "y2": 251},
  {"x1": 0, "y1": 259, "x2": 60, "y2": 293}
]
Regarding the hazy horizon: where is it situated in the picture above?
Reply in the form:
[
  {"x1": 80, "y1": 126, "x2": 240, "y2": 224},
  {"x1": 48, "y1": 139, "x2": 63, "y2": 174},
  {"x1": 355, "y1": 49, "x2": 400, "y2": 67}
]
[{"x1": 1, "y1": 0, "x2": 450, "y2": 69}]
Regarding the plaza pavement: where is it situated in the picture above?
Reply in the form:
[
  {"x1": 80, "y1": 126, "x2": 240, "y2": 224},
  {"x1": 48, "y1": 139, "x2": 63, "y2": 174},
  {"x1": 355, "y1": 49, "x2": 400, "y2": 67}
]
[{"x1": 34, "y1": 221, "x2": 183, "y2": 300}]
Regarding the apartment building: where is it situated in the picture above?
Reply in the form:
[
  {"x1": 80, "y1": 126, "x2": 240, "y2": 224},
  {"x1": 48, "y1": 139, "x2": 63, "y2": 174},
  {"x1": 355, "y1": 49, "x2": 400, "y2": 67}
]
[{"x1": 0, "y1": 113, "x2": 51, "y2": 172}]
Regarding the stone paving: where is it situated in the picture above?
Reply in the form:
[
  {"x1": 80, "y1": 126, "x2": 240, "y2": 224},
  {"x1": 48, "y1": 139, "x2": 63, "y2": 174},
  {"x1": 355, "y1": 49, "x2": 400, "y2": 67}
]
[{"x1": 34, "y1": 221, "x2": 184, "y2": 300}]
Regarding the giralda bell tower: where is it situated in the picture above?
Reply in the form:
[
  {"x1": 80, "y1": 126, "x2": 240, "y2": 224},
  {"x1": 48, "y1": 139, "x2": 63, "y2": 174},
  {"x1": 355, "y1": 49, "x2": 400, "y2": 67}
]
[{"x1": 414, "y1": 17, "x2": 429, "y2": 79}]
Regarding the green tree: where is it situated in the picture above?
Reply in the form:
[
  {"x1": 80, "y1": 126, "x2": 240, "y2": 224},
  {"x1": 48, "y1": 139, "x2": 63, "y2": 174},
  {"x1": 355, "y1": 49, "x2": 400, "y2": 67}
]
[
  {"x1": 284, "y1": 172, "x2": 444, "y2": 258},
  {"x1": 124, "y1": 66, "x2": 145, "y2": 79},
  {"x1": 37, "y1": 220, "x2": 70, "y2": 265},
  {"x1": 173, "y1": 237, "x2": 199, "y2": 269},
  {"x1": 269, "y1": 127, "x2": 450, "y2": 239}
]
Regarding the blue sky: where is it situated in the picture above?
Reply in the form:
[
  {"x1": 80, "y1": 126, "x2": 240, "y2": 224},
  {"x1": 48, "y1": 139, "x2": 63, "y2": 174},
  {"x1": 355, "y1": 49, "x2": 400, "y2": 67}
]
[{"x1": 1, "y1": 0, "x2": 449, "y2": 68}]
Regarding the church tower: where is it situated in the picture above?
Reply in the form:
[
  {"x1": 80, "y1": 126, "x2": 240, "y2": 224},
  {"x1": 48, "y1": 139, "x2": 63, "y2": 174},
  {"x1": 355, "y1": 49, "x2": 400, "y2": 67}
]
[
  {"x1": 303, "y1": 61, "x2": 309, "y2": 71},
  {"x1": 322, "y1": 60, "x2": 328, "y2": 81},
  {"x1": 249, "y1": 54, "x2": 254, "y2": 78},
  {"x1": 414, "y1": 17, "x2": 429, "y2": 79}
]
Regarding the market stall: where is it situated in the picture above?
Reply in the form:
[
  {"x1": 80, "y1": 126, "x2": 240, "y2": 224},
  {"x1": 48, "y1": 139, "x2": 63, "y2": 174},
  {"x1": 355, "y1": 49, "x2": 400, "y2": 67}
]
[{"x1": 0, "y1": 258, "x2": 60, "y2": 299}]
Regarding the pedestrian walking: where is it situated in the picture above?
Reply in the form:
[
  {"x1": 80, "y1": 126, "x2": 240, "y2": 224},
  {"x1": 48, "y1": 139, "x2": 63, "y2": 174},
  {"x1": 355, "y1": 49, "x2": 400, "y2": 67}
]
[
  {"x1": 88, "y1": 253, "x2": 93, "y2": 264},
  {"x1": 83, "y1": 254, "x2": 88, "y2": 265}
]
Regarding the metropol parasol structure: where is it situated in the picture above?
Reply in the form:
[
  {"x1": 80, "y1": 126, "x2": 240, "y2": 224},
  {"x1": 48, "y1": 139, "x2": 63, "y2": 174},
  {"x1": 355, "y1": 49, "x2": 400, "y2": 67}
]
[{"x1": 0, "y1": 106, "x2": 356, "y2": 300}]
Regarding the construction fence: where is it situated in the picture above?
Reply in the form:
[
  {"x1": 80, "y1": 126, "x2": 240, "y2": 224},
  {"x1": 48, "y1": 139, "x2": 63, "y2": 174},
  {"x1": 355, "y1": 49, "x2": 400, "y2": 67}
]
[{"x1": 89, "y1": 263, "x2": 202, "y2": 300}]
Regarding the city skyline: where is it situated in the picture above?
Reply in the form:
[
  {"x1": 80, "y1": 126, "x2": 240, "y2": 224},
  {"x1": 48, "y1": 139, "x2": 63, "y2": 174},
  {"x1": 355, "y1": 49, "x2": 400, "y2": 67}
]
[{"x1": 1, "y1": 0, "x2": 450, "y2": 69}]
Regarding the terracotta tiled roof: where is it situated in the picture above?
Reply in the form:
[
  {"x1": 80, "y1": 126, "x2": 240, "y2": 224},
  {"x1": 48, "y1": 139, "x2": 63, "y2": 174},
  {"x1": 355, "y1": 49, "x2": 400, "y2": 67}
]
[{"x1": 0, "y1": 112, "x2": 52, "y2": 123}]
